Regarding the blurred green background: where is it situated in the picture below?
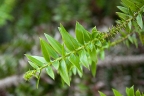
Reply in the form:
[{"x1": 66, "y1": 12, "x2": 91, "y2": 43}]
[{"x1": 0, "y1": 0, "x2": 144, "y2": 96}]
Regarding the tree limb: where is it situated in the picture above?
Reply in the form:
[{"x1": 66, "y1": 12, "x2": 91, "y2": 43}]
[{"x1": 0, "y1": 54, "x2": 144, "y2": 89}]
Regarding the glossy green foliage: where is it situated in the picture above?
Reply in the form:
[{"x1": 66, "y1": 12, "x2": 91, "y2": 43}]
[
  {"x1": 24, "y1": 22, "x2": 105, "y2": 85},
  {"x1": 99, "y1": 86, "x2": 144, "y2": 96},
  {"x1": 24, "y1": 0, "x2": 144, "y2": 87}
]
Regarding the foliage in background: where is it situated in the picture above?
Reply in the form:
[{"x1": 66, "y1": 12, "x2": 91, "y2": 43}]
[
  {"x1": 0, "y1": 0, "x2": 144, "y2": 95},
  {"x1": 99, "y1": 86, "x2": 144, "y2": 96},
  {"x1": 0, "y1": 0, "x2": 15, "y2": 27},
  {"x1": 53, "y1": 0, "x2": 90, "y2": 22},
  {"x1": 24, "y1": 0, "x2": 144, "y2": 95}
]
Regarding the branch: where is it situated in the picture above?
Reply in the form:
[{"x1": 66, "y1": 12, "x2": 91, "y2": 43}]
[
  {"x1": 98, "y1": 54, "x2": 144, "y2": 67},
  {"x1": 0, "y1": 75, "x2": 23, "y2": 89},
  {"x1": 0, "y1": 54, "x2": 144, "y2": 88}
]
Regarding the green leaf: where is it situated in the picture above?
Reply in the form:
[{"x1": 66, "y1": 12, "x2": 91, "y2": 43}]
[
  {"x1": 129, "y1": 86, "x2": 135, "y2": 96},
  {"x1": 59, "y1": 59, "x2": 70, "y2": 86},
  {"x1": 88, "y1": 44, "x2": 97, "y2": 62},
  {"x1": 95, "y1": 40, "x2": 102, "y2": 47},
  {"x1": 116, "y1": 12, "x2": 129, "y2": 20},
  {"x1": 126, "y1": 86, "x2": 135, "y2": 96},
  {"x1": 32, "y1": 56, "x2": 47, "y2": 63},
  {"x1": 28, "y1": 61, "x2": 39, "y2": 69},
  {"x1": 121, "y1": 0, "x2": 138, "y2": 12},
  {"x1": 46, "y1": 66, "x2": 55, "y2": 79},
  {"x1": 128, "y1": 35, "x2": 133, "y2": 43},
  {"x1": 52, "y1": 61, "x2": 59, "y2": 70},
  {"x1": 41, "y1": 39, "x2": 59, "y2": 59},
  {"x1": 59, "y1": 24, "x2": 79, "y2": 51},
  {"x1": 98, "y1": 91, "x2": 106, "y2": 96},
  {"x1": 91, "y1": 27, "x2": 100, "y2": 39},
  {"x1": 44, "y1": 33, "x2": 63, "y2": 55},
  {"x1": 100, "y1": 49, "x2": 105, "y2": 60},
  {"x1": 75, "y1": 22, "x2": 84, "y2": 44},
  {"x1": 40, "y1": 38, "x2": 50, "y2": 62},
  {"x1": 62, "y1": 44, "x2": 66, "y2": 57},
  {"x1": 112, "y1": 89, "x2": 122, "y2": 96},
  {"x1": 69, "y1": 54, "x2": 83, "y2": 73},
  {"x1": 117, "y1": 6, "x2": 128, "y2": 13},
  {"x1": 136, "y1": 90, "x2": 141, "y2": 96},
  {"x1": 128, "y1": 21, "x2": 132, "y2": 30},
  {"x1": 26, "y1": 54, "x2": 44, "y2": 67},
  {"x1": 136, "y1": 14, "x2": 143, "y2": 29},
  {"x1": 75, "y1": 22, "x2": 91, "y2": 43},
  {"x1": 72, "y1": 67, "x2": 77, "y2": 75},
  {"x1": 80, "y1": 50, "x2": 89, "y2": 69},
  {"x1": 91, "y1": 61, "x2": 97, "y2": 77}
]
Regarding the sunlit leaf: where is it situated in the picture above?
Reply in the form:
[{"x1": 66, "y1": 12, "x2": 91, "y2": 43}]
[
  {"x1": 52, "y1": 61, "x2": 59, "y2": 70},
  {"x1": 80, "y1": 50, "x2": 89, "y2": 69},
  {"x1": 69, "y1": 54, "x2": 83, "y2": 73},
  {"x1": 91, "y1": 61, "x2": 97, "y2": 77},
  {"x1": 46, "y1": 66, "x2": 55, "y2": 79},
  {"x1": 40, "y1": 38, "x2": 50, "y2": 62},
  {"x1": 98, "y1": 91, "x2": 106, "y2": 96},
  {"x1": 136, "y1": 14, "x2": 143, "y2": 29},
  {"x1": 28, "y1": 61, "x2": 39, "y2": 69},
  {"x1": 75, "y1": 22, "x2": 84, "y2": 44},
  {"x1": 112, "y1": 89, "x2": 122, "y2": 96},
  {"x1": 59, "y1": 59, "x2": 70, "y2": 86},
  {"x1": 41, "y1": 39, "x2": 59, "y2": 59},
  {"x1": 44, "y1": 33, "x2": 63, "y2": 55},
  {"x1": 117, "y1": 6, "x2": 128, "y2": 13},
  {"x1": 59, "y1": 24, "x2": 79, "y2": 51},
  {"x1": 136, "y1": 90, "x2": 141, "y2": 96},
  {"x1": 26, "y1": 54, "x2": 44, "y2": 67}
]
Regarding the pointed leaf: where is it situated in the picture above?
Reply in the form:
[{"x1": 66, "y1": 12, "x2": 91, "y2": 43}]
[
  {"x1": 98, "y1": 91, "x2": 106, "y2": 96},
  {"x1": 89, "y1": 45, "x2": 97, "y2": 62},
  {"x1": 76, "y1": 22, "x2": 91, "y2": 43},
  {"x1": 72, "y1": 67, "x2": 77, "y2": 75},
  {"x1": 80, "y1": 50, "x2": 89, "y2": 69},
  {"x1": 121, "y1": 0, "x2": 138, "y2": 12},
  {"x1": 128, "y1": 21, "x2": 132, "y2": 30},
  {"x1": 40, "y1": 38, "x2": 50, "y2": 62},
  {"x1": 44, "y1": 33, "x2": 63, "y2": 55},
  {"x1": 112, "y1": 89, "x2": 122, "y2": 96},
  {"x1": 91, "y1": 61, "x2": 97, "y2": 77},
  {"x1": 116, "y1": 12, "x2": 129, "y2": 20},
  {"x1": 26, "y1": 54, "x2": 44, "y2": 67},
  {"x1": 46, "y1": 66, "x2": 55, "y2": 79},
  {"x1": 28, "y1": 61, "x2": 39, "y2": 69},
  {"x1": 92, "y1": 27, "x2": 99, "y2": 39},
  {"x1": 117, "y1": 6, "x2": 128, "y2": 13},
  {"x1": 32, "y1": 56, "x2": 47, "y2": 63},
  {"x1": 59, "y1": 59, "x2": 70, "y2": 86},
  {"x1": 59, "y1": 24, "x2": 79, "y2": 51},
  {"x1": 41, "y1": 39, "x2": 59, "y2": 59},
  {"x1": 129, "y1": 86, "x2": 135, "y2": 96},
  {"x1": 100, "y1": 49, "x2": 105, "y2": 60},
  {"x1": 75, "y1": 22, "x2": 84, "y2": 44},
  {"x1": 136, "y1": 90, "x2": 141, "y2": 96},
  {"x1": 52, "y1": 61, "x2": 59, "y2": 70},
  {"x1": 62, "y1": 44, "x2": 66, "y2": 57},
  {"x1": 136, "y1": 14, "x2": 143, "y2": 29},
  {"x1": 69, "y1": 54, "x2": 82, "y2": 73}
]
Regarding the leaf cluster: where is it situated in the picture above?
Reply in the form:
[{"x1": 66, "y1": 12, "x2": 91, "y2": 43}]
[
  {"x1": 24, "y1": 0, "x2": 144, "y2": 89},
  {"x1": 99, "y1": 86, "x2": 144, "y2": 96}
]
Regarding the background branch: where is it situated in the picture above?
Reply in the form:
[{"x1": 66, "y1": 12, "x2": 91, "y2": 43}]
[{"x1": 0, "y1": 54, "x2": 144, "y2": 89}]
